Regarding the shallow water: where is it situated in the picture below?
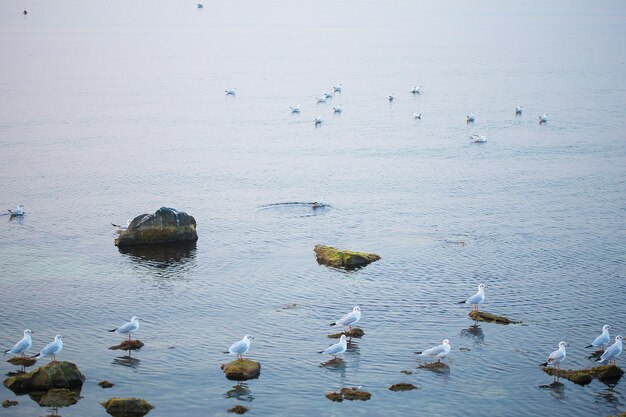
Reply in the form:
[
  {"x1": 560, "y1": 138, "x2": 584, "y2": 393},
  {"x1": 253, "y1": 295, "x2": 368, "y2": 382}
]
[{"x1": 1, "y1": 0, "x2": 625, "y2": 416}]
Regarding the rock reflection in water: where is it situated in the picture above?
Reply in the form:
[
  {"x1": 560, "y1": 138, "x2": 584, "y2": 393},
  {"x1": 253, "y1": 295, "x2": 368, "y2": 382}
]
[
  {"x1": 460, "y1": 324, "x2": 485, "y2": 345},
  {"x1": 113, "y1": 353, "x2": 141, "y2": 368},
  {"x1": 118, "y1": 243, "x2": 197, "y2": 267},
  {"x1": 539, "y1": 381, "x2": 566, "y2": 401},
  {"x1": 224, "y1": 382, "x2": 254, "y2": 402},
  {"x1": 596, "y1": 385, "x2": 622, "y2": 406}
]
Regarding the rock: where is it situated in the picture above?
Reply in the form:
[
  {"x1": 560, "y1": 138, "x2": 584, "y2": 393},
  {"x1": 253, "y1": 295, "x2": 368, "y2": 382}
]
[
  {"x1": 542, "y1": 365, "x2": 623, "y2": 386},
  {"x1": 400, "y1": 370, "x2": 414, "y2": 375},
  {"x1": 227, "y1": 405, "x2": 249, "y2": 414},
  {"x1": 389, "y1": 383, "x2": 418, "y2": 391},
  {"x1": 2, "y1": 400, "x2": 18, "y2": 408},
  {"x1": 595, "y1": 365, "x2": 624, "y2": 383},
  {"x1": 468, "y1": 310, "x2": 519, "y2": 325},
  {"x1": 3, "y1": 362, "x2": 85, "y2": 394},
  {"x1": 328, "y1": 328, "x2": 364, "y2": 339},
  {"x1": 325, "y1": 387, "x2": 371, "y2": 402},
  {"x1": 35, "y1": 388, "x2": 81, "y2": 407},
  {"x1": 99, "y1": 380, "x2": 115, "y2": 388},
  {"x1": 115, "y1": 207, "x2": 198, "y2": 247},
  {"x1": 221, "y1": 359, "x2": 261, "y2": 381},
  {"x1": 325, "y1": 392, "x2": 343, "y2": 402},
  {"x1": 314, "y1": 245, "x2": 380, "y2": 270},
  {"x1": 109, "y1": 340, "x2": 144, "y2": 351},
  {"x1": 101, "y1": 397, "x2": 154, "y2": 417},
  {"x1": 7, "y1": 357, "x2": 37, "y2": 367}
]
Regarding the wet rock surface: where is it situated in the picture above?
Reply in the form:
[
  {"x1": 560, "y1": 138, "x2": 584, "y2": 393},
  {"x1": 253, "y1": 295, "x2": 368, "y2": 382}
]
[
  {"x1": 109, "y1": 340, "x2": 144, "y2": 351},
  {"x1": 227, "y1": 405, "x2": 249, "y2": 414},
  {"x1": 34, "y1": 388, "x2": 81, "y2": 407},
  {"x1": 314, "y1": 245, "x2": 380, "y2": 270},
  {"x1": 2, "y1": 400, "x2": 18, "y2": 407},
  {"x1": 325, "y1": 387, "x2": 371, "y2": 402},
  {"x1": 542, "y1": 365, "x2": 624, "y2": 385},
  {"x1": 468, "y1": 310, "x2": 519, "y2": 325},
  {"x1": 115, "y1": 207, "x2": 198, "y2": 247},
  {"x1": 101, "y1": 397, "x2": 154, "y2": 417},
  {"x1": 389, "y1": 383, "x2": 418, "y2": 391},
  {"x1": 3, "y1": 362, "x2": 85, "y2": 394},
  {"x1": 328, "y1": 328, "x2": 364, "y2": 339},
  {"x1": 7, "y1": 357, "x2": 37, "y2": 367},
  {"x1": 221, "y1": 359, "x2": 261, "y2": 381},
  {"x1": 99, "y1": 380, "x2": 115, "y2": 388}
]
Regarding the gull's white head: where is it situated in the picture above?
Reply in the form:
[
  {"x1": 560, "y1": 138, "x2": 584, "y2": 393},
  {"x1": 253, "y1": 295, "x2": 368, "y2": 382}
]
[
  {"x1": 131, "y1": 316, "x2": 141, "y2": 322},
  {"x1": 243, "y1": 335, "x2": 254, "y2": 341},
  {"x1": 353, "y1": 306, "x2": 361, "y2": 312},
  {"x1": 24, "y1": 329, "x2": 33, "y2": 336},
  {"x1": 55, "y1": 335, "x2": 63, "y2": 341},
  {"x1": 603, "y1": 324, "x2": 611, "y2": 331},
  {"x1": 558, "y1": 341, "x2": 567, "y2": 348},
  {"x1": 616, "y1": 335, "x2": 623, "y2": 342},
  {"x1": 443, "y1": 339, "x2": 451, "y2": 346},
  {"x1": 478, "y1": 283, "x2": 487, "y2": 290}
]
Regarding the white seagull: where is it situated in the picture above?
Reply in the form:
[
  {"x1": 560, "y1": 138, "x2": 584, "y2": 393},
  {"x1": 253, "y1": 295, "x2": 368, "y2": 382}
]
[
  {"x1": 4, "y1": 329, "x2": 33, "y2": 357},
  {"x1": 314, "y1": 117, "x2": 323, "y2": 126},
  {"x1": 225, "y1": 335, "x2": 254, "y2": 360},
  {"x1": 467, "y1": 113, "x2": 475, "y2": 123},
  {"x1": 225, "y1": 88, "x2": 236, "y2": 96},
  {"x1": 324, "y1": 92, "x2": 333, "y2": 99},
  {"x1": 416, "y1": 339, "x2": 451, "y2": 363},
  {"x1": 469, "y1": 134, "x2": 487, "y2": 143},
  {"x1": 197, "y1": 3, "x2": 204, "y2": 8},
  {"x1": 316, "y1": 96, "x2": 327, "y2": 103},
  {"x1": 388, "y1": 95, "x2": 395, "y2": 102},
  {"x1": 413, "y1": 112, "x2": 422, "y2": 120},
  {"x1": 464, "y1": 284, "x2": 488, "y2": 311},
  {"x1": 111, "y1": 219, "x2": 131, "y2": 232},
  {"x1": 290, "y1": 105, "x2": 301, "y2": 114},
  {"x1": 410, "y1": 85, "x2": 422, "y2": 94},
  {"x1": 539, "y1": 113, "x2": 548, "y2": 123},
  {"x1": 333, "y1": 105, "x2": 343, "y2": 114},
  {"x1": 587, "y1": 325, "x2": 611, "y2": 351},
  {"x1": 542, "y1": 341, "x2": 567, "y2": 370},
  {"x1": 108, "y1": 316, "x2": 141, "y2": 341},
  {"x1": 32, "y1": 335, "x2": 63, "y2": 363},
  {"x1": 515, "y1": 106, "x2": 523, "y2": 116},
  {"x1": 8, "y1": 205, "x2": 25, "y2": 217},
  {"x1": 333, "y1": 83, "x2": 343, "y2": 93},
  {"x1": 597, "y1": 335, "x2": 623, "y2": 366},
  {"x1": 319, "y1": 334, "x2": 347, "y2": 359},
  {"x1": 330, "y1": 306, "x2": 361, "y2": 332}
]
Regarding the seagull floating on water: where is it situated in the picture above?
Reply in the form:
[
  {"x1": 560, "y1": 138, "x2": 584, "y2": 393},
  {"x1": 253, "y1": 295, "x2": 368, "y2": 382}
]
[
  {"x1": 469, "y1": 134, "x2": 487, "y2": 143},
  {"x1": 541, "y1": 341, "x2": 567, "y2": 371},
  {"x1": 413, "y1": 112, "x2": 422, "y2": 120},
  {"x1": 316, "y1": 96, "x2": 327, "y2": 103},
  {"x1": 314, "y1": 117, "x2": 323, "y2": 126},
  {"x1": 330, "y1": 306, "x2": 361, "y2": 332},
  {"x1": 319, "y1": 334, "x2": 347, "y2": 359},
  {"x1": 32, "y1": 335, "x2": 63, "y2": 363},
  {"x1": 4, "y1": 329, "x2": 33, "y2": 358},
  {"x1": 108, "y1": 316, "x2": 141, "y2": 342},
  {"x1": 225, "y1": 88, "x2": 236, "y2": 96},
  {"x1": 515, "y1": 106, "x2": 523, "y2": 116},
  {"x1": 333, "y1": 105, "x2": 342, "y2": 114},
  {"x1": 597, "y1": 335, "x2": 623, "y2": 366},
  {"x1": 225, "y1": 335, "x2": 254, "y2": 360},
  {"x1": 587, "y1": 324, "x2": 611, "y2": 351},
  {"x1": 388, "y1": 95, "x2": 395, "y2": 102},
  {"x1": 312, "y1": 197, "x2": 326, "y2": 208},
  {"x1": 290, "y1": 105, "x2": 301, "y2": 114},
  {"x1": 333, "y1": 83, "x2": 342, "y2": 93},
  {"x1": 8, "y1": 205, "x2": 25, "y2": 217},
  {"x1": 197, "y1": 3, "x2": 204, "y2": 8},
  {"x1": 410, "y1": 85, "x2": 422, "y2": 94},
  {"x1": 324, "y1": 92, "x2": 333, "y2": 99},
  {"x1": 467, "y1": 113, "x2": 475, "y2": 123},
  {"x1": 539, "y1": 113, "x2": 548, "y2": 123},
  {"x1": 416, "y1": 339, "x2": 451, "y2": 363},
  {"x1": 463, "y1": 284, "x2": 487, "y2": 311}
]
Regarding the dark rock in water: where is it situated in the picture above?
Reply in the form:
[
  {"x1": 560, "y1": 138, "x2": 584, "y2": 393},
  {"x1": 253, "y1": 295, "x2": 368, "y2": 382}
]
[
  {"x1": 3, "y1": 362, "x2": 85, "y2": 394},
  {"x1": 325, "y1": 392, "x2": 343, "y2": 402},
  {"x1": 325, "y1": 387, "x2": 371, "y2": 402},
  {"x1": 102, "y1": 397, "x2": 154, "y2": 417},
  {"x1": 109, "y1": 340, "x2": 144, "y2": 351},
  {"x1": 221, "y1": 359, "x2": 261, "y2": 381},
  {"x1": 389, "y1": 383, "x2": 418, "y2": 391},
  {"x1": 418, "y1": 362, "x2": 450, "y2": 374},
  {"x1": 468, "y1": 310, "x2": 519, "y2": 325},
  {"x1": 227, "y1": 405, "x2": 249, "y2": 414},
  {"x1": 595, "y1": 365, "x2": 625, "y2": 383},
  {"x1": 99, "y1": 380, "x2": 115, "y2": 388},
  {"x1": 314, "y1": 245, "x2": 380, "y2": 270},
  {"x1": 115, "y1": 207, "x2": 198, "y2": 247},
  {"x1": 400, "y1": 370, "x2": 414, "y2": 375},
  {"x1": 7, "y1": 357, "x2": 37, "y2": 367},
  {"x1": 542, "y1": 365, "x2": 623, "y2": 385},
  {"x1": 2, "y1": 400, "x2": 18, "y2": 407},
  {"x1": 34, "y1": 388, "x2": 81, "y2": 407},
  {"x1": 328, "y1": 328, "x2": 364, "y2": 339}
]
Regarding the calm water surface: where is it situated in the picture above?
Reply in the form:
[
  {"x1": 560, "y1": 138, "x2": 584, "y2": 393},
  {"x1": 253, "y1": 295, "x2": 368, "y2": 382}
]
[{"x1": 1, "y1": 1, "x2": 625, "y2": 416}]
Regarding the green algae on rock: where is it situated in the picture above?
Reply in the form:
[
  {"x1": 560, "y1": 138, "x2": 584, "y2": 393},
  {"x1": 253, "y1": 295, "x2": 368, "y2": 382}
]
[
  {"x1": 35, "y1": 388, "x2": 81, "y2": 407},
  {"x1": 400, "y1": 370, "x2": 414, "y2": 375},
  {"x1": 1, "y1": 400, "x2": 18, "y2": 408},
  {"x1": 109, "y1": 340, "x2": 144, "y2": 351},
  {"x1": 325, "y1": 392, "x2": 343, "y2": 402},
  {"x1": 3, "y1": 361, "x2": 85, "y2": 394},
  {"x1": 468, "y1": 310, "x2": 519, "y2": 325},
  {"x1": 389, "y1": 383, "x2": 418, "y2": 391},
  {"x1": 227, "y1": 405, "x2": 249, "y2": 414},
  {"x1": 115, "y1": 207, "x2": 198, "y2": 247},
  {"x1": 221, "y1": 359, "x2": 261, "y2": 381},
  {"x1": 328, "y1": 328, "x2": 364, "y2": 339},
  {"x1": 101, "y1": 397, "x2": 154, "y2": 417},
  {"x1": 314, "y1": 245, "x2": 380, "y2": 270},
  {"x1": 99, "y1": 380, "x2": 115, "y2": 388},
  {"x1": 542, "y1": 365, "x2": 624, "y2": 386},
  {"x1": 326, "y1": 387, "x2": 372, "y2": 402},
  {"x1": 7, "y1": 357, "x2": 37, "y2": 367}
]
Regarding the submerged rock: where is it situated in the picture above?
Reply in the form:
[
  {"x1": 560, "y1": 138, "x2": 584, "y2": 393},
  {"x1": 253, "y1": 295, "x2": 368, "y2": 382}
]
[
  {"x1": 101, "y1": 397, "x2": 154, "y2": 417},
  {"x1": 109, "y1": 340, "x2": 144, "y2": 351},
  {"x1": 3, "y1": 361, "x2": 85, "y2": 394},
  {"x1": 325, "y1": 392, "x2": 343, "y2": 402},
  {"x1": 326, "y1": 387, "x2": 371, "y2": 402},
  {"x1": 227, "y1": 405, "x2": 249, "y2": 414},
  {"x1": 328, "y1": 328, "x2": 364, "y2": 339},
  {"x1": 542, "y1": 365, "x2": 624, "y2": 386},
  {"x1": 2, "y1": 400, "x2": 18, "y2": 408},
  {"x1": 7, "y1": 357, "x2": 37, "y2": 367},
  {"x1": 221, "y1": 359, "x2": 261, "y2": 381},
  {"x1": 99, "y1": 380, "x2": 115, "y2": 389},
  {"x1": 35, "y1": 388, "x2": 81, "y2": 407},
  {"x1": 314, "y1": 245, "x2": 380, "y2": 270},
  {"x1": 468, "y1": 310, "x2": 519, "y2": 325},
  {"x1": 400, "y1": 370, "x2": 414, "y2": 375},
  {"x1": 389, "y1": 383, "x2": 418, "y2": 391},
  {"x1": 115, "y1": 207, "x2": 198, "y2": 247}
]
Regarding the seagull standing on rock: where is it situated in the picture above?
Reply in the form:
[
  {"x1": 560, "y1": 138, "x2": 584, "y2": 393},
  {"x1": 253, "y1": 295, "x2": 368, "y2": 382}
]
[
  {"x1": 8, "y1": 205, "x2": 25, "y2": 217},
  {"x1": 32, "y1": 335, "x2": 63, "y2": 363},
  {"x1": 597, "y1": 335, "x2": 623, "y2": 366},
  {"x1": 416, "y1": 339, "x2": 451, "y2": 363},
  {"x1": 541, "y1": 341, "x2": 567, "y2": 371},
  {"x1": 330, "y1": 306, "x2": 361, "y2": 332},
  {"x1": 225, "y1": 335, "x2": 254, "y2": 360},
  {"x1": 4, "y1": 329, "x2": 33, "y2": 358},
  {"x1": 290, "y1": 105, "x2": 301, "y2": 114},
  {"x1": 587, "y1": 325, "x2": 611, "y2": 351},
  {"x1": 108, "y1": 316, "x2": 141, "y2": 342},
  {"x1": 319, "y1": 334, "x2": 347, "y2": 359},
  {"x1": 463, "y1": 284, "x2": 487, "y2": 311},
  {"x1": 516, "y1": 106, "x2": 523, "y2": 116},
  {"x1": 410, "y1": 85, "x2": 422, "y2": 94}
]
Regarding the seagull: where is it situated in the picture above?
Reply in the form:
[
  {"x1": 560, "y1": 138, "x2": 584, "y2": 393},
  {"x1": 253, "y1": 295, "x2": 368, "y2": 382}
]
[
  {"x1": 333, "y1": 105, "x2": 342, "y2": 114},
  {"x1": 312, "y1": 197, "x2": 326, "y2": 208},
  {"x1": 225, "y1": 335, "x2": 254, "y2": 360},
  {"x1": 587, "y1": 325, "x2": 611, "y2": 351},
  {"x1": 316, "y1": 96, "x2": 327, "y2": 103},
  {"x1": 108, "y1": 316, "x2": 141, "y2": 342},
  {"x1": 197, "y1": 3, "x2": 204, "y2": 8},
  {"x1": 319, "y1": 334, "x2": 347, "y2": 359},
  {"x1": 597, "y1": 335, "x2": 623, "y2": 366},
  {"x1": 330, "y1": 306, "x2": 361, "y2": 332},
  {"x1": 539, "y1": 113, "x2": 548, "y2": 123},
  {"x1": 225, "y1": 88, "x2": 236, "y2": 96},
  {"x1": 416, "y1": 339, "x2": 451, "y2": 363},
  {"x1": 515, "y1": 106, "x2": 523, "y2": 116},
  {"x1": 333, "y1": 83, "x2": 343, "y2": 93},
  {"x1": 469, "y1": 134, "x2": 487, "y2": 143},
  {"x1": 410, "y1": 85, "x2": 422, "y2": 94},
  {"x1": 32, "y1": 335, "x2": 63, "y2": 363},
  {"x1": 290, "y1": 105, "x2": 301, "y2": 113},
  {"x1": 8, "y1": 205, "x2": 25, "y2": 217},
  {"x1": 314, "y1": 117, "x2": 323, "y2": 126},
  {"x1": 111, "y1": 219, "x2": 131, "y2": 232},
  {"x1": 464, "y1": 284, "x2": 488, "y2": 311},
  {"x1": 413, "y1": 112, "x2": 422, "y2": 120},
  {"x1": 324, "y1": 92, "x2": 333, "y2": 99},
  {"x1": 388, "y1": 95, "x2": 395, "y2": 102},
  {"x1": 467, "y1": 113, "x2": 475, "y2": 123},
  {"x1": 541, "y1": 341, "x2": 567, "y2": 371},
  {"x1": 4, "y1": 329, "x2": 33, "y2": 358}
]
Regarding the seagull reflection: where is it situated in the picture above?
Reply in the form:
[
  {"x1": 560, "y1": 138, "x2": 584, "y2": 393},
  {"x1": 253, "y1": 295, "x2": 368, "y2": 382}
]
[
  {"x1": 224, "y1": 382, "x2": 254, "y2": 402},
  {"x1": 539, "y1": 381, "x2": 565, "y2": 401},
  {"x1": 346, "y1": 339, "x2": 360, "y2": 354},
  {"x1": 597, "y1": 385, "x2": 622, "y2": 406},
  {"x1": 320, "y1": 357, "x2": 346, "y2": 369},
  {"x1": 113, "y1": 353, "x2": 141, "y2": 368},
  {"x1": 460, "y1": 324, "x2": 485, "y2": 344}
]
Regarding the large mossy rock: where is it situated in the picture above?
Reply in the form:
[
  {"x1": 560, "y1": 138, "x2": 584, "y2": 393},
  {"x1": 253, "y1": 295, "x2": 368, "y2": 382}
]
[
  {"x1": 102, "y1": 397, "x2": 154, "y2": 417},
  {"x1": 543, "y1": 365, "x2": 624, "y2": 386},
  {"x1": 115, "y1": 207, "x2": 198, "y2": 247},
  {"x1": 109, "y1": 340, "x2": 144, "y2": 351},
  {"x1": 314, "y1": 245, "x2": 380, "y2": 270},
  {"x1": 468, "y1": 310, "x2": 519, "y2": 325},
  {"x1": 220, "y1": 359, "x2": 261, "y2": 381},
  {"x1": 3, "y1": 362, "x2": 84, "y2": 394}
]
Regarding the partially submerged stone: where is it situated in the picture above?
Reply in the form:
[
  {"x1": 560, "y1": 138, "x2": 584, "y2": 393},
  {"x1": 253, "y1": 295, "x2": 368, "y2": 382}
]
[
  {"x1": 221, "y1": 359, "x2": 261, "y2": 381},
  {"x1": 7, "y1": 357, "x2": 37, "y2": 367},
  {"x1": 328, "y1": 328, "x2": 364, "y2": 339},
  {"x1": 109, "y1": 340, "x2": 144, "y2": 351},
  {"x1": 99, "y1": 380, "x2": 115, "y2": 389},
  {"x1": 389, "y1": 383, "x2": 418, "y2": 391},
  {"x1": 115, "y1": 207, "x2": 198, "y2": 247},
  {"x1": 101, "y1": 398, "x2": 154, "y2": 417},
  {"x1": 325, "y1": 392, "x2": 343, "y2": 402},
  {"x1": 2, "y1": 400, "x2": 18, "y2": 408},
  {"x1": 468, "y1": 310, "x2": 519, "y2": 325},
  {"x1": 227, "y1": 405, "x2": 249, "y2": 414},
  {"x1": 339, "y1": 387, "x2": 371, "y2": 401},
  {"x1": 542, "y1": 365, "x2": 624, "y2": 386},
  {"x1": 314, "y1": 245, "x2": 380, "y2": 270},
  {"x1": 36, "y1": 388, "x2": 81, "y2": 407},
  {"x1": 3, "y1": 361, "x2": 85, "y2": 394},
  {"x1": 400, "y1": 370, "x2": 414, "y2": 375},
  {"x1": 418, "y1": 362, "x2": 448, "y2": 370}
]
